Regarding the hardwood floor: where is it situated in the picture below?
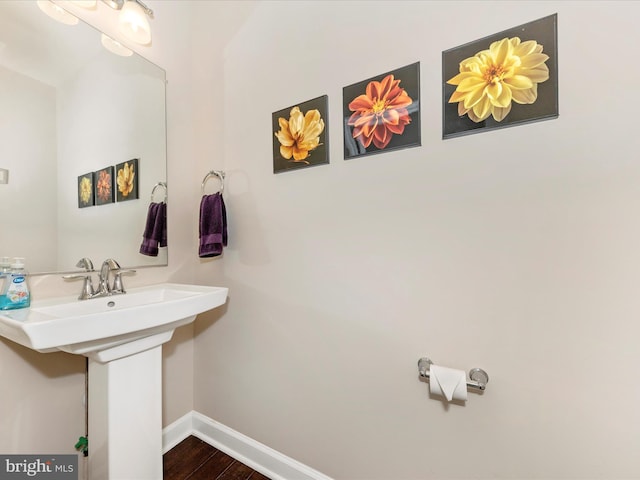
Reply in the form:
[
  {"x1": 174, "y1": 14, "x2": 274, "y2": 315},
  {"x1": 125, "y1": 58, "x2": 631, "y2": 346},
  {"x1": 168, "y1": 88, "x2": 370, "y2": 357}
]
[{"x1": 163, "y1": 436, "x2": 271, "y2": 480}]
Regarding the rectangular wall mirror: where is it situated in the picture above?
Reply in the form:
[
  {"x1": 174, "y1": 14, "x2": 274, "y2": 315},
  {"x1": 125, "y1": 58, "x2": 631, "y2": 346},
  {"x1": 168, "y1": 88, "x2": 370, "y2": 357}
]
[{"x1": 0, "y1": 1, "x2": 167, "y2": 275}]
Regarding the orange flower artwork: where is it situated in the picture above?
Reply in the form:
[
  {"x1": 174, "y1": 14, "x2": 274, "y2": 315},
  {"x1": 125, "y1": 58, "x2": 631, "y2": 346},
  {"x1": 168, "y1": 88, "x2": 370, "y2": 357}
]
[
  {"x1": 343, "y1": 63, "x2": 420, "y2": 158},
  {"x1": 348, "y1": 74, "x2": 413, "y2": 150},
  {"x1": 95, "y1": 166, "x2": 114, "y2": 205},
  {"x1": 97, "y1": 170, "x2": 111, "y2": 201}
]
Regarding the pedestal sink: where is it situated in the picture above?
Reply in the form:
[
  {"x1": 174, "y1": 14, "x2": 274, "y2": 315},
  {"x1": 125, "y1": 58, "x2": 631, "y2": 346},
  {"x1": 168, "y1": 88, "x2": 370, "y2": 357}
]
[{"x1": 0, "y1": 282, "x2": 228, "y2": 480}]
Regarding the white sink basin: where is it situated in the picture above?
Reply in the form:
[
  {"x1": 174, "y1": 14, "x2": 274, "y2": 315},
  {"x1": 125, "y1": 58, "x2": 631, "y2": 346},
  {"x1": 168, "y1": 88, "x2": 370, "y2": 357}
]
[{"x1": 0, "y1": 282, "x2": 228, "y2": 362}]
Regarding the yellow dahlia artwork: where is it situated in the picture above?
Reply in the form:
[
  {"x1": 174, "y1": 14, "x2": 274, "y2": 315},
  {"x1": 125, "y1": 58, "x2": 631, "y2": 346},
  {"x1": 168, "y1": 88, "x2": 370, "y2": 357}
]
[
  {"x1": 77, "y1": 172, "x2": 94, "y2": 208},
  {"x1": 443, "y1": 14, "x2": 558, "y2": 138},
  {"x1": 273, "y1": 95, "x2": 329, "y2": 174}
]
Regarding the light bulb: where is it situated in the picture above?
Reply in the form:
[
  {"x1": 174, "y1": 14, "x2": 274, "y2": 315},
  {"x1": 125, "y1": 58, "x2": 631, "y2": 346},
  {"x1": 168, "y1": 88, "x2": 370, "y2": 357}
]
[
  {"x1": 118, "y1": 1, "x2": 151, "y2": 45},
  {"x1": 101, "y1": 33, "x2": 133, "y2": 57},
  {"x1": 37, "y1": 0, "x2": 79, "y2": 25}
]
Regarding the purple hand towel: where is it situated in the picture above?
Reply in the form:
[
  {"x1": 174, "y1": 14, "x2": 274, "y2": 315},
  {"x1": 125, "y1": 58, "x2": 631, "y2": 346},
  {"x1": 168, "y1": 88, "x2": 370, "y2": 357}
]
[
  {"x1": 140, "y1": 202, "x2": 167, "y2": 256},
  {"x1": 199, "y1": 193, "x2": 227, "y2": 258},
  {"x1": 158, "y1": 202, "x2": 167, "y2": 248}
]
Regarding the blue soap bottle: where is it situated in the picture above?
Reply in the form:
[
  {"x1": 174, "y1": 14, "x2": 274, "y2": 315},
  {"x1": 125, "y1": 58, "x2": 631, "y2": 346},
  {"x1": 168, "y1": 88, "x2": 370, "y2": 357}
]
[{"x1": 0, "y1": 257, "x2": 30, "y2": 310}]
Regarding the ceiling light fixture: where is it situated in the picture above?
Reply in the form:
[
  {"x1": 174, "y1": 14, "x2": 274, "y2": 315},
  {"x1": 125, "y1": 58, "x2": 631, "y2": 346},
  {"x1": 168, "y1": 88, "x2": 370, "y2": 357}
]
[
  {"x1": 101, "y1": 0, "x2": 153, "y2": 46},
  {"x1": 37, "y1": 0, "x2": 79, "y2": 25},
  {"x1": 101, "y1": 0, "x2": 121, "y2": 8},
  {"x1": 118, "y1": 0, "x2": 152, "y2": 45},
  {"x1": 101, "y1": 33, "x2": 133, "y2": 56},
  {"x1": 70, "y1": 0, "x2": 98, "y2": 8}
]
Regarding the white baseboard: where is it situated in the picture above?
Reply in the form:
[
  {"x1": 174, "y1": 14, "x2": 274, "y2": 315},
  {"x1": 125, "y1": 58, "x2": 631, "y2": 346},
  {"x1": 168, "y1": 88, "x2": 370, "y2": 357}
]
[
  {"x1": 162, "y1": 410, "x2": 195, "y2": 453},
  {"x1": 163, "y1": 411, "x2": 333, "y2": 480}
]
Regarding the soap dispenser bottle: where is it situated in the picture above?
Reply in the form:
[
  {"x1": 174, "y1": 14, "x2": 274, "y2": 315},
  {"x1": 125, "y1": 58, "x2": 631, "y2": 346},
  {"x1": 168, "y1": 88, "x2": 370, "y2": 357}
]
[
  {"x1": 0, "y1": 257, "x2": 10, "y2": 274},
  {"x1": 0, "y1": 257, "x2": 30, "y2": 310},
  {"x1": 0, "y1": 257, "x2": 10, "y2": 307}
]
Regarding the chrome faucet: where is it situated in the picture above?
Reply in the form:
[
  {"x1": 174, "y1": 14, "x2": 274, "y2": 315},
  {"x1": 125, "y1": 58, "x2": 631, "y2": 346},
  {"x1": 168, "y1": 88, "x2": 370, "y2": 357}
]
[
  {"x1": 63, "y1": 258, "x2": 96, "y2": 300},
  {"x1": 98, "y1": 258, "x2": 120, "y2": 296},
  {"x1": 64, "y1": 257, "x2": 135, "y2": 300}
]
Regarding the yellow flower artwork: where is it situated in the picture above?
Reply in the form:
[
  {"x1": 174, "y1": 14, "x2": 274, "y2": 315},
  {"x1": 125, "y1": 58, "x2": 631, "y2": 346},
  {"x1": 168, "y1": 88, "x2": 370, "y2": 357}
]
[
  {"x1": 447, "y1": 36, "x2": 549, "y2": 123},
  {"x1": 117, "y1": 162, "x2": 135, "y2": 197},
  {"x1": 116, "y1": 158, "x2": 139, "y2": 202},
  {"x1": 77, "y1": 173, "x2": 94, "y2": 208},
  {"x1": 79, "y1": 177, "x2": 92, "y2": 204},
  {"x1": 274, "y1": 106, "x2": 324, "y2": 163},
  {"x1": 443, "y1": 14, "x2": 558, "y2": 138},
  {"x1": 272, "y1": 95, "x2": 329, "y2": 174}
]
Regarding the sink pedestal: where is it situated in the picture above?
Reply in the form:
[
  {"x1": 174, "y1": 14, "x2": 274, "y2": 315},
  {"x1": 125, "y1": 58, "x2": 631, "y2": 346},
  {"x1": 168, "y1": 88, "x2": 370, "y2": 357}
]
[{"x1": 87, "y1": 338, "x2": 167, "y2": 479}]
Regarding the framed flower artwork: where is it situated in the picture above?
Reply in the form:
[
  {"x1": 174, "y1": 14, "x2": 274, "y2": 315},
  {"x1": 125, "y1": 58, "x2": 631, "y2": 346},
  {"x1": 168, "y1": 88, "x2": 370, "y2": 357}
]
[
  {"x1": 77, "y1": 172, "x2": 94, "y2": 208},
  {"x1": 94, "y1": 166, "x2": 115, "y2": 206},
  {"x1": 272, "y1": 95, "x2": 329, "y2": 174},
  {"x1": 116, "y1": 158, "x2": 139, "y2": 202},
  {"x1": 343, "y1": 62, "x2": 421, "y2": 159},
  {"x1": 443, "y1": 14, "x2": 558, "y2": 139}
]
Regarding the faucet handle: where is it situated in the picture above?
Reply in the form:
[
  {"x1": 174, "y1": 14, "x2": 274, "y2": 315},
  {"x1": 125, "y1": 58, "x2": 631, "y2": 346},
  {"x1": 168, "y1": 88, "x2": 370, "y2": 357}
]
[
  {"x1": 112, "y1": 269, "x2": 136, "y2": 294},
  {"x1": 75, "y1": 257, "x2": 94, "y2": 271},
  {"x1": 105, "y1": 258, "x2": 120, "y2": 270},
  {"x1": 63, "y1": 273, "x2": 96, "y2": 300}
]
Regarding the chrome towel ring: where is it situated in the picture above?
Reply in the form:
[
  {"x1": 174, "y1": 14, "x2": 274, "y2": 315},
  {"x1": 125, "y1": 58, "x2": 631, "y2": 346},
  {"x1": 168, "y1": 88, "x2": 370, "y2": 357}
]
[
  {"x1": 201, "y1": 170, "x2": 225, "y2": 195},
  {"x1": 150, "y1": 181, "x2": 167, "y2": 202}
]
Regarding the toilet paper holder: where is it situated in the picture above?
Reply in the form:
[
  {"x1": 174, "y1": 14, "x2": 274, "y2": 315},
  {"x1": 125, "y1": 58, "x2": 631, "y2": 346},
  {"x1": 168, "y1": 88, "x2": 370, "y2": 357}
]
[{"x1": 417, "y1": 357, "x2": 489, "y2": 391}]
